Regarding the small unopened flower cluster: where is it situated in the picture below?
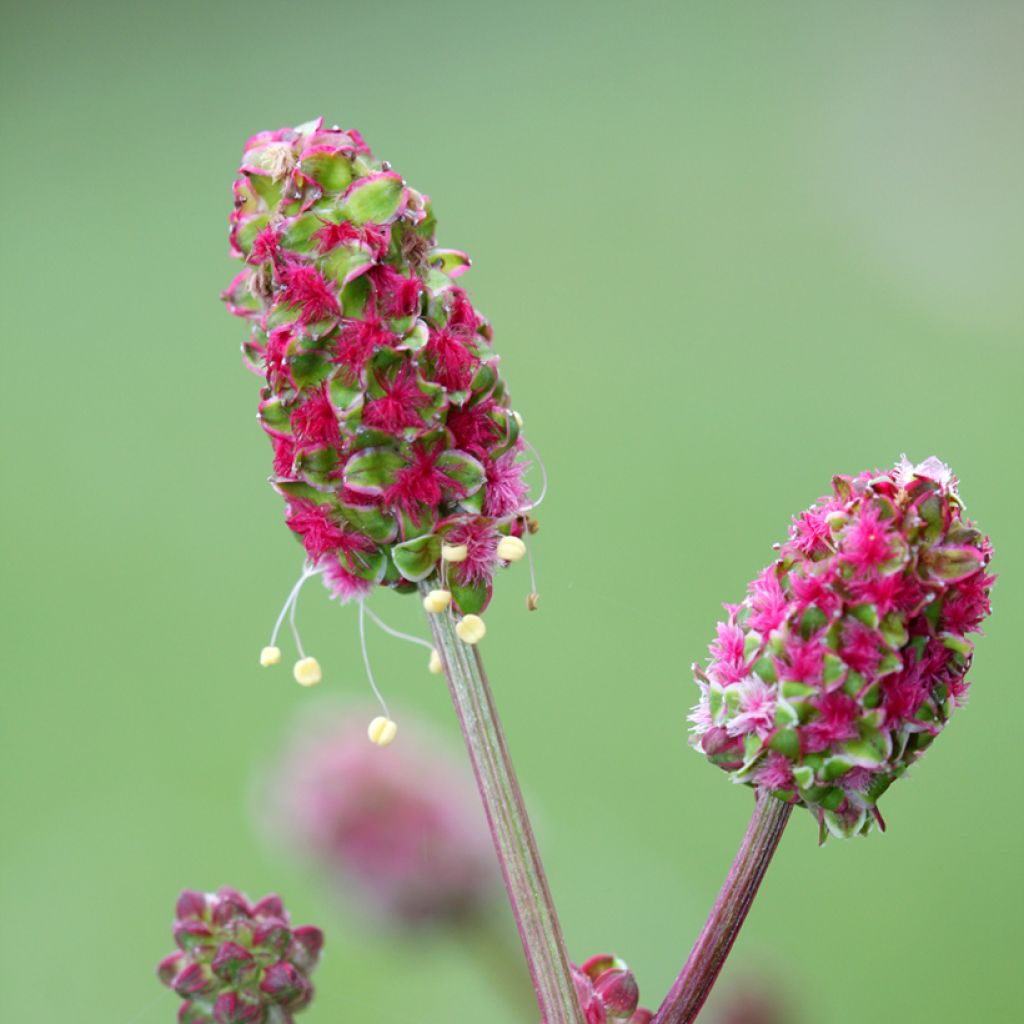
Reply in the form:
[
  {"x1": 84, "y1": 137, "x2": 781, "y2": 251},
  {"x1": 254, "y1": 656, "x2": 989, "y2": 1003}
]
[
  {"x1": 224, "y1": 117, "x2": 539, "y2": 654},
  {"x1": 157, "y1": 888, "x2": 322, "y2": 1024},
  {"x1": 690, "y1": 456, "x2": 994, "y2": 839},
  {"x1": 571, "y1": 955, "x2": 653, "y2": 1024}
]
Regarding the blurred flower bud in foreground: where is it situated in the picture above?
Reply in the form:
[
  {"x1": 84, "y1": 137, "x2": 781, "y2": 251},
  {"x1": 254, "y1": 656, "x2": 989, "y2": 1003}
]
[{"x1": 264, "y1": 707, "x2": 498, "y2": 927}]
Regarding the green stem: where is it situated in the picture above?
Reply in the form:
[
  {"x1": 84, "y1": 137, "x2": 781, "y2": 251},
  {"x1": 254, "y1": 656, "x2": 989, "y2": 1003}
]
[
  {"x1": 652, "y1": 791, "x2": 792, "y2": 1024},
  {"x1": 423, "y1": 586, "x2": 584, "y2": 1024}
]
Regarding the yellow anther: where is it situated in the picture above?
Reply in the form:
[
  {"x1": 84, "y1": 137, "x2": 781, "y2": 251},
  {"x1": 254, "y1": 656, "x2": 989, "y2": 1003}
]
[
  {"x1": 368, "y1": 716, "x2": 398, "y2": 746},
  {"x1": 422, "y1": 589, "x2": 452, "y2": 614},
  {"x1": 512, "y1": 410, "x2": 524, "y2": 428},
  {"x1": 428, "y1": 648, "x2": 444, "y2": 674},
  {"x1": 497, "y1": 535, "x2": 527, "y2": 562},
  {"x1": 260, "y1": 645, "x2": 282, "y2": 667},
  {"x1": 456, "y1": 614, "x2": 486, "y2": 645},
  {"x1": 441, "y1": 543, "x2": 469, "y2": 563},
  {"x1": 293, "y1": 656, "x2": 322, "y2": 687},
  {"x1": 527, "y1": 592, "x2": 540, "y2": 611}
]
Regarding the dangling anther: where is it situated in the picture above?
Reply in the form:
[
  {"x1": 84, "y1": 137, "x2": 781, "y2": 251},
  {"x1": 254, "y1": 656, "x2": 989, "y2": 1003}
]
[
  {"x1": 260, "y1": 646, "x2": 282, "y2": 667},
  {"x1": 368, "y1": 715, "x2": 398, "y2": 746},
  {"x1": 422, "y1": 589, "x2": 452, "y2": 613},
  {"x1": 441, "y1": 543, "x2": 469, "y2": 563},
  {"x1": 496, "y1": 535, "x2": 526, "y2": 562},
  {"x1": 456, "y1": 614, "x2": 486, "y2": 645}
]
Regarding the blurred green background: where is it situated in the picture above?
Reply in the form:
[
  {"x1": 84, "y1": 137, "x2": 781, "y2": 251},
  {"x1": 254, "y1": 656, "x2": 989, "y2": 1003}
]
[{"x1": 2, "y1": 1, "x2": 1021, "y2": 1021}]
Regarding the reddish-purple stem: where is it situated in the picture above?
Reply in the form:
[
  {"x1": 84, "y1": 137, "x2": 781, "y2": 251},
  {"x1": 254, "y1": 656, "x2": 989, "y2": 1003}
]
[{"x1": 653, "y1": 791, "x2": 792, "y2": 1024}]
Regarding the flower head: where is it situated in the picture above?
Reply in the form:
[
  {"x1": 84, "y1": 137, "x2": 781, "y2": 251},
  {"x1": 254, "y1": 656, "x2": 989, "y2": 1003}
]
[
  {"x1": 690, "y1": 457, "x2": 994, "y2": 839},
  {"x1": 156, "y1": 887, "x2": 322, "y2": 1024},
  {"x1": 265, "y1": 709, "x2": 498, "y2": 927},
  {"x1": 224, "y1": 118, "x2": 535, "y2": 617}
]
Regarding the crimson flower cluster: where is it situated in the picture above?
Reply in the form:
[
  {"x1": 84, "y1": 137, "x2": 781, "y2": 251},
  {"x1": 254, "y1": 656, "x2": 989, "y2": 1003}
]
[
  {"x1": 690, "y1": 457, "x2": 994, "y2": 839},
  {"x1": 157, "y1": 888, "x2": 323, "y2": 1024},
  {"x1": 224, "y1": 118, "x2": 531, "y2": 614}
]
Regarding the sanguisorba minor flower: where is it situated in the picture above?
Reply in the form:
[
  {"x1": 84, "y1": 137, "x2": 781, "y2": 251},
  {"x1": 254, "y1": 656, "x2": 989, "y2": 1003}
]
[
  {"x1": 266, "y1": 708, "x2": 497, "y2": 928},
  {"x1": 157, "y1": 887, "x2": 323, "y2": 1024},
  {"x1": 690, "y1": 456, "x2": 994, "y2": 839},
  {"x1": 223, "y1": 117, "x2": 537, "y2": 674}
]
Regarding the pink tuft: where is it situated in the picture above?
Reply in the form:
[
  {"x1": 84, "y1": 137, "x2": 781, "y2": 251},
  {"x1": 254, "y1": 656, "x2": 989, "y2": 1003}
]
[
  {"x1": 725, "y1": 677, "x2": 777, "y2": 740},
  {"x1": 484, "y1": 450, "x2": 530, "y2": 517},
  {"x1": 425, "y1": 326, "x2": 478, "y2": 390},
  {"x1": 320, "y1": 557, "x2": 373, "y2": 603},
  {"x1": 334, "y1": 318, "x2": 396, "y2": 381},
  {"x1": 446, "y1": 518, "x2": 500, "y2": 587},
  {"x1": 842, "y1": 505, "x2": 896, "y2": 575},
  {"x1": 285, "y1": 501, "x2": 347, "y2": 561},
  {"x1": 290, "y1": 386, "x2": 339, "y2": 448},
  {"x1": 362, "y1": 364, "x2": 429, "y2": 433},
  {"x1": 279, "y1": 264, "x2": 340, "y2": 324},
  {"x1": 248, "y1": 226, "x2": 280, "y2": 265}
]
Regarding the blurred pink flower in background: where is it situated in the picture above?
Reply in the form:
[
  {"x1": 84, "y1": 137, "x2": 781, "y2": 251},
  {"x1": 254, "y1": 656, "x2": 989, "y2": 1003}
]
[{"x1": 264, "y1": 705, "x2": 499, "y2": 928}]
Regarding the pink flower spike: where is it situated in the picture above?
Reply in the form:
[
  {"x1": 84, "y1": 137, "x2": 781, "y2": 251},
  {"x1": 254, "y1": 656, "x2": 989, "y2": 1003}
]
[{"x1": 691, "y1": 456, "x2": 993, "y2": 838}]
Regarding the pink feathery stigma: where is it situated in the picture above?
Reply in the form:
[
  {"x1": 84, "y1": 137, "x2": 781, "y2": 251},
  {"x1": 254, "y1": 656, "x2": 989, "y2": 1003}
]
[{"x1": 689, "y1": 456, "x2": 994, "y2": 839}]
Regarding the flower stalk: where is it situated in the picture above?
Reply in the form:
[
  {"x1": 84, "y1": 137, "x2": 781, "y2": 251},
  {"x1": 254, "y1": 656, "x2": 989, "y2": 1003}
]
[
  {"x1": 653, "y1": 791, "x2": 792, "y2": 1024},
  {"x1": 423, "y1": 582, "x2": 584, "y2": 1024}
]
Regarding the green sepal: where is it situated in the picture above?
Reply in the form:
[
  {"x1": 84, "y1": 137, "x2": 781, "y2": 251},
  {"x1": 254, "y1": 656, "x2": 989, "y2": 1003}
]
[
  {"x1": 281, "y1": 213, "x2": 324, "y2": 254},
  {"x1": 235, "y1": 214, "x2": 270, "y2": 256},
  {"x1": 260, "y1": 397, "x2": 293, "y2": 434},
  {"x1": 880, "y1": 612, "x2": 908, "y2": 649},
  {"x1": 792, "y1": 764, "x2": 815, "y2": 789},
  {"x1": 431, "y1": 248, "x2": 471, "y2": 276},
  {"x1": 391, "y1": 533, "x2": 442, "y2": 582},
  {"x1": 781, "y1": 679, "x2": 815, "y2": 700},
  {"x1": 340, "y1": 275, "x2": 371, "y2": 318},
  {"x1": 437, "y1": 450, "x2": 484, "y2": 496},
  {"x1": 823, "y1": 756, "x2": 853, "y2": 781},
  {"x1": 246, "y1": 170, "x2": 282, "y2": 210},
  {"x1": 459, "y1": 490, "x2": 485, "y2": 514},
  {"x1": 343, "y1": 447, "x2": 405, "y2": 494},
  {"x1": 328, "y1": 372, "x2": 361, "y2": 410},
  {"x1": 300, "y1": 151, "x2": 353, "y2": 192},
  {"x1": 849, "y1": 603, "x2": 879, "y2": 629},
  {"x1": 768, "y1": 728, "x2": 800, "y2": 759},
  {"x1": 344, "y1": 546, "x2": 387, "y2": 584},
  {"x1": 322, "y1": 243, "x2": 372, "y2": 286},
  {"x1": 290, "y1": 351, "x2": 333, "y2": 390},
  {"x1": 296, "y1": 444, "x2": 339, "y2": 487},
  {"x1": 272, "y1": 480, "x2": 334, "y2": 506},
  {"x1": 822, "y1": 652, "x2": 845, "y2": 686},
  {"x1": 451, "y1": 577, "x2": 492, "y2": 616},
  {"x1": 344, "y1": 173, "x2": 405, "y2": 225},
  {"x1": 337, "y1": 502, "x2": 396, "y2": 545}
]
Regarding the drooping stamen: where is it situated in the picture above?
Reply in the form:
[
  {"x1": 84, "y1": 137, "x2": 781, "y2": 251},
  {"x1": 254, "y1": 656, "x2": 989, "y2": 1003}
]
[
  {"x1": 268, "y1": 563, "x2": 320, "y2": 651},
  {"x1": 522, "y1": 439, "x2": 549, "y2": 512},
  {"x1": 365, "y1": 605, "x2": 434, "y2": 651},
  {"x1": 523, "y1": 518, "x2": 540, "y2": 610},
  {"x1": 358, "y1": 600, "x2": 392, "y2": 719}
]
